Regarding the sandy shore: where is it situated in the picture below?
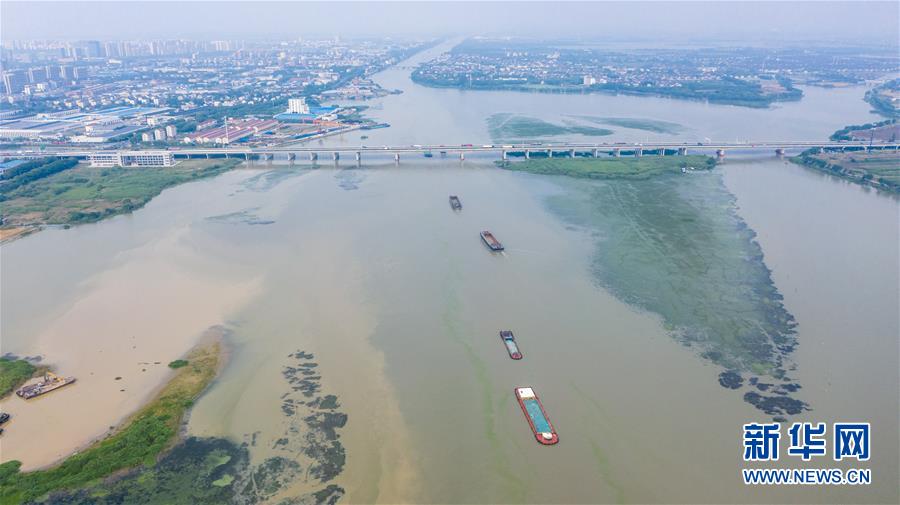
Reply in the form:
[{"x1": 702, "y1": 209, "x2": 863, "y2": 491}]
[
  {"x1": 0, "y1": 226, "x2": 37, "y2": 243},
  {"x1": 0, "y1": 226, "x2": 261, "y2": 470}
]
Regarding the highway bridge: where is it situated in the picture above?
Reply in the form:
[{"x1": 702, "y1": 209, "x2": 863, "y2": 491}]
[{"x1": 2, "y1": 141, "x2": 898, "y2": 164}]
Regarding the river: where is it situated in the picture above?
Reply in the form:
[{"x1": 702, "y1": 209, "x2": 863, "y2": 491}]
[{"x1": 1, "y1": 41, "x2": 897, "y2": 504}]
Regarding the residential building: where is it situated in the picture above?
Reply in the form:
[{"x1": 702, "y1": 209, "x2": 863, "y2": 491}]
[{"x1": 287, "y1": 97, "x2": 310, "y2": 114}]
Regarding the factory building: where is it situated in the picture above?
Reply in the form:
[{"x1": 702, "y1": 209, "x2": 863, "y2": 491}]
[{"x1": 88, "y1": 151, "x2": 175, "y2": 168}]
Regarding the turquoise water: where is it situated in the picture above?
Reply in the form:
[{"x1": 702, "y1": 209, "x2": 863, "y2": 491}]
[{"x1": 523, "y1": 398, "x2": 552, "y2": 433}]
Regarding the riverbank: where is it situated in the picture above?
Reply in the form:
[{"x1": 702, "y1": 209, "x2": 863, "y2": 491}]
[
  {"x1": 0, "y1": 339, "x2": 223, "y2": 504},
  {"x1": 0, "y1": 358, "x2": 45, "y2": 399},
  {"x1": 791, "y1": 149, "x2": 900, "y2": 193},
  {"x1": 498, "y1": 155, "x2": 716, "y2": 180},
  {"x1": 0, "y1": 158, "x2": 242, "y2": 238}
]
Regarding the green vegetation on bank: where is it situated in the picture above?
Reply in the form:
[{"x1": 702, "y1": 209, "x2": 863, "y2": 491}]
[
  {"x1": 0, "y1": 342, "x2": 221, "y2": 505},
  {"x1": 44, "y1": 349, "x2": 347, "y2": 504},
  {"x1": 499, "y1": 155, "x2": 716, "y2": 180},
  {"x1": 0, "y1": 358, "x2": 39, "y2": 398},
  {"x1": 864, "y1": 78, "x2": 899, "y2": 118},
  {"x1": 792, "y1": 149, "x2": 900, "y2": 193},
  {"x1": 0, "y1": 158, "x2": 241, "y2": 230},
  {"x1": 830, "y1": 119, "x2": 897, "y2": 141},
  {"x1": 0, "y1": 158, "x2": 79, "y2": 194},
  {"x1": 167, "y1": 359, "x2": 189, "y2": 369}
]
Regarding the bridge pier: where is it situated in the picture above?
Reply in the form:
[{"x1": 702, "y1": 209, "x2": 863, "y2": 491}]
[
  {"x1": 309, "y1": 152, "x2": 318, "y2": 162},
  {"x1": 332, "y1": 152, "x2": 340, "y2": 162},
  {"x1": 592, "y1": 149, "x2": 599, "y2": 158},
  {"x1": 678, "y1": 147, "x2": 688, "y2": 156},
  {"x1": 569, "y1": 149, "x2": 576, "y2": 158},
  {"x1": 501, "y1": 150, "x2": 508, "y2": 161},
  {"x1": 613, "y1": 148, "x2": 620, "y2": 157},
  {"x1": 394, "y1": 152, "x2": 400, "y2": 163},
  {"x1": 547, "y1": 149, "x2": 553, "y2": 158},
  {"x1": 716, "y1": 149, "x2": 726, "y2": 158},
  {"x1": 658, "y1": 148, "x2": 665, "y2": 156},
  {"x1": 355, "y1": 151, "x2": 361, "y2": 163},
  {"x1": 524, "y1": 150, "x2": 530, "y2": 159},
  {"x1": 775, "y1": 148, "x2": 785, "y2": 157},
  {"x1": 460, "y1": 152, "x2": 465, "y2": 161},
  {"x1": 634, "y1": 148, "x2": 642, "y2": 158}
]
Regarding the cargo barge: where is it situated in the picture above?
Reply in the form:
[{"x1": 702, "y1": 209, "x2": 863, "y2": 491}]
[
  {"x1": 500, "y1": 330, "x2": 522, "y2": 359},
  {"x1": 449, "y1": 195, "x2": 462, "y2": 210},
  {"x1": 16, "y1": 372, "x2": 76, "y2": 400},
  {"x1": 515, "y1": 387, "x2": 559, "y2": 445},
  {"x1": 480, "y1": 231, "x2": 504, "y2": 251}
]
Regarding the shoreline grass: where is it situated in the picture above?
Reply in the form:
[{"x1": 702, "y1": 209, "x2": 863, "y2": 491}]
[
  {"x1": 0, "y1": 158, "x2": 242, "y2": 236},
  {"x1": 0, "y1": 341, "x2": 222, "y2": 504},
  {"x1": 792, "y1": 149, "x2": 899, "y2": 193},
  {"x1": 498, "y1": 155, "x2": 716, "y2": 180},
  {"x1": 0, "y1": 358, "x2": 43, "y2": 399}
]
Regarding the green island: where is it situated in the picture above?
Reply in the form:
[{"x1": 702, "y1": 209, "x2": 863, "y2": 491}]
[
  {"x1": 792, "y1": 148, "x2": 900, "y2": 193},
  {"x1": 0, "y1": 158, "x2": 242, "y2": 238},
  {"x1": 413, "y1": 73, "x2": 801, "y2": 108},
  {"x1": 0, "y1": 358, "x2": 43, "y2": 399},
  {"x1": 511, "y1": 157, "x2": 806, "y2": 416},
  {"x1": 499, "y1": 155, "x2": 716, "y2": 180},
  {"x1": 0, "y1": 342, "x2": 222, "y2": 505},
  {"x1": 487, "y1": 113, "x2": 613, "y2": 141}
]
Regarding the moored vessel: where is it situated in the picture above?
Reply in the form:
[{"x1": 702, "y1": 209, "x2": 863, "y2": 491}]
[
  {"x1": 500, "y1": 330, "x2": 522, "y2": 359},
  {"x1": 16, "y1": 372, "x2": 76, "y2": 400},
  {"x1": 449, "y1": 195, "x2": 462, "y2": 210},
  {"x1": 515, "y1": 387, "x2": 558, "y2": 445},
  {"x1": 480, "y1": 231, "x2": 504, "y2": 251}
]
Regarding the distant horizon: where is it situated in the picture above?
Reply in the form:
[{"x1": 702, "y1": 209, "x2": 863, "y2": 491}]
[{"x1": 2, "y1": 1, "x2": 898, "y2": 46}]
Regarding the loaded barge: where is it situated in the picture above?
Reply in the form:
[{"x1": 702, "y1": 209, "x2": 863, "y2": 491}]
[
  {"x1": 480, "y1": 231, "x2": 504, "y2": 251},
  {"x1": 515, "y1": 387, "x2": 559, "y2": 445},
  {"x1": 449, "y1": 195, "x2": 462, "y2": 211},
  {"x1": 16, "y1": 372, "x2": 76, "y2": 400},
  {"x1": 500, "y1": 330, "x2": 522, "y2": 359}
]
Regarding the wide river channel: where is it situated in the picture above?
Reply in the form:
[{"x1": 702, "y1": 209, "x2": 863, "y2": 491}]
[{"x1": 1, "y1": 41, "x2": 897, "y2": 504}]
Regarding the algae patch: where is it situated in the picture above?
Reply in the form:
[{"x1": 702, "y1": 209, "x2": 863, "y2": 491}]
[
  {"x1": 543, "y1": 170, "x2": 807, "y2": 416},
  {"x1": 488, "y1": 113, "x2": 613, "y2": 142}
]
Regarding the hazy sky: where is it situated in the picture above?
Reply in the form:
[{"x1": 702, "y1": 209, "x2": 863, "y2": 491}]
[{"x1": 2, "y1": 1, "x2": 898, "y2": 45}]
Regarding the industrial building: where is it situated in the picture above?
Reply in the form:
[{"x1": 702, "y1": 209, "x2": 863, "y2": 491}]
[{"x1": 88, "y1": 151, "x2": 175, "y2": 167}]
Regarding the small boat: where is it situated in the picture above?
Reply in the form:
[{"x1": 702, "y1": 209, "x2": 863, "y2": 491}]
[
  {"x1": 16, "y1": 372, "x2": 76, "y2": 400},
  {"x1": 480, "y1": 231, "x2": 504, "y2": 252},
  {"x1": 500, "y1": 330, "x2": 522, "y2": 359},
  {"x1": 515, "y1": 387, "x2": 558, "y2": 445},
  {"x1": 449, "y1": 195, "x2": 462, "y2": 211}
]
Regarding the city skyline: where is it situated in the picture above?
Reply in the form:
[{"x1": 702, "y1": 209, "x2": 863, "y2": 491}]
[{"x1": 2, "y1": 1, "x2": 899, "y2": 45}]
